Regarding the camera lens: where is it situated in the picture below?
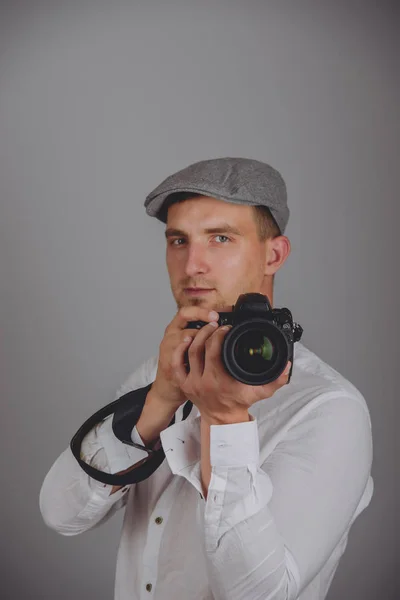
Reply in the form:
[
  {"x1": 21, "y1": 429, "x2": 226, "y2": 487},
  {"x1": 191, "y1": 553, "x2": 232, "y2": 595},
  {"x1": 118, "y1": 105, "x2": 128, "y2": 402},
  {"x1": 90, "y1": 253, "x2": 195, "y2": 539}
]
[
  {"x1": 222, "y1": 319, "x2": 289, "y2": 385},
  {"x1": 234, "y1": 331, "x2": 275, "y2": 374}
]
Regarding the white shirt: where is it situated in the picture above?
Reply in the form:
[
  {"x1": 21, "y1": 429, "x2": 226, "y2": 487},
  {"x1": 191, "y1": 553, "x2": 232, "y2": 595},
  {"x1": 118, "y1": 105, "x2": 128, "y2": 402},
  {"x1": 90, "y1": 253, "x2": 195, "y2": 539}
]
[{"x1": 39, "y1": 341, "x2": 374, "y2": 600}]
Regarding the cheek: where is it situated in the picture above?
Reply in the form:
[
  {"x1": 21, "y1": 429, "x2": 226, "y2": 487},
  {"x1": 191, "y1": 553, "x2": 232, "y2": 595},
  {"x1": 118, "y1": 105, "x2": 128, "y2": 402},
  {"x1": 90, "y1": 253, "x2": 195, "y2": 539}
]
[
  {"x1": 217, "y1": 248, "x2": 265, "y2": 290},
  {"x1": 166, "y1": 251, "x2": 181, "y2": 273},
  {"x1": 218, "y1": 250, "x2": 255, "y2": 273}
]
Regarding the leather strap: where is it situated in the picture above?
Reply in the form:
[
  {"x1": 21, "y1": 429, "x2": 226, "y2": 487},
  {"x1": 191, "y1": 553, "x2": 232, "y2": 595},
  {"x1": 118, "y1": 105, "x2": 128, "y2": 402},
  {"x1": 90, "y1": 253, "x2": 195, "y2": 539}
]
[{"x1": 70, "y1": 383, "x2": 193, "y2": 486}]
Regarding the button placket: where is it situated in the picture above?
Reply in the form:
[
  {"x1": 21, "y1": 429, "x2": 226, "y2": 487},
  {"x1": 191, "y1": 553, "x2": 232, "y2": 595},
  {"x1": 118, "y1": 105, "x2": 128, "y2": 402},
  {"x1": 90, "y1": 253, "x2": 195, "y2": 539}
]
[
  {"x1": 140, "y1": 477, "x2": 185, "y2": 599},
  {"x1": 141, "y1": 516, "x2": 164, "y2": 592}
]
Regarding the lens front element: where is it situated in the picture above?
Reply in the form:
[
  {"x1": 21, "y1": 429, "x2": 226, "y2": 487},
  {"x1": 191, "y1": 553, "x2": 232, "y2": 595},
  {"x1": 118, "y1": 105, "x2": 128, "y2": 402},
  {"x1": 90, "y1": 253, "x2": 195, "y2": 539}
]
[
  {"x1": 222, "y1": 319, "x2": 289, "y2": 385},
  {"x1": 234, "y1": 331, "x2": 275, "y2": 374}
]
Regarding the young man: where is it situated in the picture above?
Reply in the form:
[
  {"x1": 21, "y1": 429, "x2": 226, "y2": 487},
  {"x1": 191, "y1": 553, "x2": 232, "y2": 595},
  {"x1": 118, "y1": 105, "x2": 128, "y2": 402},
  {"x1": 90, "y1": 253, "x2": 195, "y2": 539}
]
[{"x1": 40, "y1": 158, "x2": 373, "y2": 600}]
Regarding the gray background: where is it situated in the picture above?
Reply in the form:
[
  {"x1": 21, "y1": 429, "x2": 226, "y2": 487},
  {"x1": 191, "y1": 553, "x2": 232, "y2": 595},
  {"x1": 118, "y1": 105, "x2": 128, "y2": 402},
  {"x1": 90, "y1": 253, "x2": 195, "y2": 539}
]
[{"x1": 0, "y1": 1, "x2": 398, "y2": 598}]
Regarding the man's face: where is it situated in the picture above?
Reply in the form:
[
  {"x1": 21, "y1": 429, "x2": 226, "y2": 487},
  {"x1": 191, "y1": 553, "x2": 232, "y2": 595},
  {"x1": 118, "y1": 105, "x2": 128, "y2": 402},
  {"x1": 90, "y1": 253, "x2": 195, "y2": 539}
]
[{"x1": 165, "y1": 196, "x2": 270, "y2": 311}]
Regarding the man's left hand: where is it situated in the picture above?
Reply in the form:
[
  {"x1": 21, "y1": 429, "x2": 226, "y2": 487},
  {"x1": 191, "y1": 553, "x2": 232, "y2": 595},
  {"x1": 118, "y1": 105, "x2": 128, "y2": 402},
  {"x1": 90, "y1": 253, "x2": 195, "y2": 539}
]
[{"x1": 171, "y1": 321, "x2": 292, "y2": 424}]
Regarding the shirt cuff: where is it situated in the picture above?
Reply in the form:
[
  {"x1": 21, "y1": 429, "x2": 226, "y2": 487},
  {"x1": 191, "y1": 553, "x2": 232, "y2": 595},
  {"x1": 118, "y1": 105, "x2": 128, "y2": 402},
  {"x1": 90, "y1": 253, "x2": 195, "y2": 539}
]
[
  {"x1": 131, "y1": 426, "x2": 162, "y2": 452},
  {"x1": 210, "y1": 415, "x2": 259, "y2": 468}
]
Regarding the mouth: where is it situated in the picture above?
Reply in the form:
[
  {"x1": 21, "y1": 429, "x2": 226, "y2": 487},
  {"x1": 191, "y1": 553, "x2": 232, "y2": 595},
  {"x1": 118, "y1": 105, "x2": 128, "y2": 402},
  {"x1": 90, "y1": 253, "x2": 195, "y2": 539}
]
[{"x1": 184, "y1": 288, "x2": 215, "y2": 296}]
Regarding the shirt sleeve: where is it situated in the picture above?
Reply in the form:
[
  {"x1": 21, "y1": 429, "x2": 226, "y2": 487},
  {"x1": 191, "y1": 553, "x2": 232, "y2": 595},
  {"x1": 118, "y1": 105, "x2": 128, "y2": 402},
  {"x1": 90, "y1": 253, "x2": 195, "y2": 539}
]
[
  {"x1": 200, "y1": 394, "x2": 373, "y2": 600},
  {"x1": 39, "y1": 358, "x2": 158, "y2": 536}
]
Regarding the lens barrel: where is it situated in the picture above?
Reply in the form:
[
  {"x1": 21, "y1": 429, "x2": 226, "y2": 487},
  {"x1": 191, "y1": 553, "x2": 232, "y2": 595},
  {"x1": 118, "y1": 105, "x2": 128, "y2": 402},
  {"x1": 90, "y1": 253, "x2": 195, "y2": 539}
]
[{"x1": 221, "y1": 319, "x2": 289, "y2": 385}]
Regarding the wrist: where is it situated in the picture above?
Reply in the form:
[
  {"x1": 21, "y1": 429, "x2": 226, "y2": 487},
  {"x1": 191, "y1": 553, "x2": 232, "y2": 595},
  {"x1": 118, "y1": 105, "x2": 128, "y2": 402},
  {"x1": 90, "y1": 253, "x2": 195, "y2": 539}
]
[
  {"x1": 134, "y1": 388, "x2": 180, "y2": 449},
  {"x1": 150, "y1": 380, "x2": 186, "y2": 410},
  {"x1": 200, "y1": 410, "x2": 251, "y2": 426}
]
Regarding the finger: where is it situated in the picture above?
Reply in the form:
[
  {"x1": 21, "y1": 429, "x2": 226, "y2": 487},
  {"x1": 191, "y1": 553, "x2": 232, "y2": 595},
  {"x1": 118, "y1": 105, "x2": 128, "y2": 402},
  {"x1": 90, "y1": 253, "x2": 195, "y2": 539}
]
[
  {"x1": 171, "y1": 336, "x2": 194, "y2": 386},
  {"x1": 263, "y1": 361, "x2": 292, "y2": 394},
  {"x1": 252, "y1": 361, "x2": 290, "y2": 399},
  {"x1": 179, "y1": 330, "x2": 197, "y2": 344},
  {"x1": 167, "y1": 307, "x2": 220, "y2": 332},
  {"x1": 281, "y1": 361, "x2": 292, "y2": 383},
  {"x1": 204, "y1": 324, "x2": 231, "y2": 371},
  {"x1": 187, "y1": 321, "x2": 219, "y2": 378}
]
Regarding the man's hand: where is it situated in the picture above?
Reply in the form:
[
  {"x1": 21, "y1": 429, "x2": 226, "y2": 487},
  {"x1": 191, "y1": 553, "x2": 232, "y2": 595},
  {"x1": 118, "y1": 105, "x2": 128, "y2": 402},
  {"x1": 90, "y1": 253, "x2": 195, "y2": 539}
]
[
  {"x1": 151, "y1": 306, "x2": 220, "y2": 409},
  {"x1": 171, "y1": 321, "x2": 291, "y2": 423}
]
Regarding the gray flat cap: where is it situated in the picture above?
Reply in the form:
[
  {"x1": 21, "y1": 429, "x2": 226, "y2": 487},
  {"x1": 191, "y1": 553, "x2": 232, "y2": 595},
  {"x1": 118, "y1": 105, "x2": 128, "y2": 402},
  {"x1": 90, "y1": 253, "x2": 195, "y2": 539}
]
[{"x1": 144, "y1": 157, "x2": 289, "y2": 234}]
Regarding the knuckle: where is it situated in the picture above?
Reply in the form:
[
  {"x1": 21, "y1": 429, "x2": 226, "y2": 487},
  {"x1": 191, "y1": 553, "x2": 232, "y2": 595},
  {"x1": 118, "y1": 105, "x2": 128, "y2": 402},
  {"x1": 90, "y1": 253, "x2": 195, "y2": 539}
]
[{"x1": 181, "y1": 330, "x2": 194, "y2": 342}]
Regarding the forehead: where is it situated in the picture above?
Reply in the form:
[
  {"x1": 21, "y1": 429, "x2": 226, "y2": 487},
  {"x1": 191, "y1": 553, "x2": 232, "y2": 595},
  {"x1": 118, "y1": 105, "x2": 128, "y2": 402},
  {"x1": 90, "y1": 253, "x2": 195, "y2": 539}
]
[{"x1": 166, "y1": 195, "x2": 256, "y2": 230}]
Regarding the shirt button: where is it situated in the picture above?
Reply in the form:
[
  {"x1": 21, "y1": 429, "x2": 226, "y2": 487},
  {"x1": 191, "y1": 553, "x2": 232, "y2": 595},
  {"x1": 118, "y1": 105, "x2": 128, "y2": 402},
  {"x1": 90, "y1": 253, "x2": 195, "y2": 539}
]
[
  {"x1": 155, "y1": 516, "x2": 163, "y2": 525},
  {"x1": 146, "y1": 583, "x2": 152, "y2": 592}
]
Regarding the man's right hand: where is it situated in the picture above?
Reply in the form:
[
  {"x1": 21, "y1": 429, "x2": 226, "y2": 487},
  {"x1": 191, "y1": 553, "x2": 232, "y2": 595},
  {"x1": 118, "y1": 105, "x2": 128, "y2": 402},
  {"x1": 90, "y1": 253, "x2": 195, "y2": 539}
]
[
  {"x1": 150, "y1": 306, "x2": 220, "y2": 409},
  {"x1": 109, "y1": 307, "x2": 220, "y2": 495}
]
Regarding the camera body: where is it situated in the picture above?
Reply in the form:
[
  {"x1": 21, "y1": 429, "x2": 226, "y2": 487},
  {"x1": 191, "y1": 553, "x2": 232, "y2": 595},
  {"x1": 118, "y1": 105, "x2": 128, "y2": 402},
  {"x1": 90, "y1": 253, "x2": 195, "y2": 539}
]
[{"x1": 186, "y1": 293, "x2": 303, "y2": 385}]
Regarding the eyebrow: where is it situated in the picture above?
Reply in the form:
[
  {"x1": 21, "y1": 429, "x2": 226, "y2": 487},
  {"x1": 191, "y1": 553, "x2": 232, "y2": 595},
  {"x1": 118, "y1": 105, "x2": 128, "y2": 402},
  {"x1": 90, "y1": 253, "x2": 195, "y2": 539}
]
[{"x1": 165, "y1": 223, "x2": 243, "y2": 238}]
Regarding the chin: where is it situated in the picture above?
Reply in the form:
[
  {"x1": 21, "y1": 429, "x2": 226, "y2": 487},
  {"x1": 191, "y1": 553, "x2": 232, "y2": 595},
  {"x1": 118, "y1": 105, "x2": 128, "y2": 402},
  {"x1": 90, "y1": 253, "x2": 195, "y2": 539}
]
[
  {"x1": 186, "y1": 298, "x2": 210, "y2": 308},
  {"x1": 175, "y1": 296, "x2": 213, "y2": 310}
]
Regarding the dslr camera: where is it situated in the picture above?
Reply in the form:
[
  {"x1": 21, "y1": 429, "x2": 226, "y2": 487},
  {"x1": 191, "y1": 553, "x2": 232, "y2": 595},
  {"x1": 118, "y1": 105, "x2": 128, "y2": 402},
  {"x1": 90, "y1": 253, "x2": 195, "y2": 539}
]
[{"x1": 186, "y1": 292, "x2": 303, "y2": 385}]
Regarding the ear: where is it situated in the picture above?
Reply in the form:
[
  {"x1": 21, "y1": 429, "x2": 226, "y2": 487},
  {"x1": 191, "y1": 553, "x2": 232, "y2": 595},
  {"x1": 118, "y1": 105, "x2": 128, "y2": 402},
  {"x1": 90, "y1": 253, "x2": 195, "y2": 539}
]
[{"x1": 264, "y1": 235, "x2": 291, "y2": 276}]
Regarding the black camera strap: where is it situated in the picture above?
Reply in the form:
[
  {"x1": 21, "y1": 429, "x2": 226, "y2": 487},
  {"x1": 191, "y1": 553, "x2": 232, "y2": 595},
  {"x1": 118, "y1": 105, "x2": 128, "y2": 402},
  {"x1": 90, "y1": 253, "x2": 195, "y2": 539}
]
[{"x1": 70, "y1": 384, "x2": 193, "y2": 486}]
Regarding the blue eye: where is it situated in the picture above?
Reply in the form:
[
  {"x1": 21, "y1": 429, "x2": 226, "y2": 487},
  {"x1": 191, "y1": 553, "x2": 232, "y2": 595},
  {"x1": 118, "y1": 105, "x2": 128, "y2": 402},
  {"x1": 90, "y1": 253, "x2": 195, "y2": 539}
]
[{"x1": 215, "y1": 235, "x2": 229, "y2": 243}]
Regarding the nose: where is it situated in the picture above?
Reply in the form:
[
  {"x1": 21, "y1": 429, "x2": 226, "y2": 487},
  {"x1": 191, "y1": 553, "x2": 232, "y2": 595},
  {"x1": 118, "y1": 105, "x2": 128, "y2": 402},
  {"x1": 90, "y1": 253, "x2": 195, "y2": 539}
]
[{"x1": 184, "y1": 242, "x2": 210, "y2": 277}]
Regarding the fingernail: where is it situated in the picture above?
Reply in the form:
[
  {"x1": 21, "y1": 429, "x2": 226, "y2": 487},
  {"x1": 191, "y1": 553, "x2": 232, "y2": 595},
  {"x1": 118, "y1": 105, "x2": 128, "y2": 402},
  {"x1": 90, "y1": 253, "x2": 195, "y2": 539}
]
[
  {"x1": 208, "y1": 311, "x2": 219, "y2": 320},
  {"x1": 209, "y1": 321, "x2": 218, "y2": 327},
  {"x1": 284, "y1": 362, "x2": 291, "y2": 374},
  {"x1": 221, "y1": 325, "x2": 231, "y2": 331},
  {"x1": 183, "y1": 336, "x2": 192, "y2": 342}
]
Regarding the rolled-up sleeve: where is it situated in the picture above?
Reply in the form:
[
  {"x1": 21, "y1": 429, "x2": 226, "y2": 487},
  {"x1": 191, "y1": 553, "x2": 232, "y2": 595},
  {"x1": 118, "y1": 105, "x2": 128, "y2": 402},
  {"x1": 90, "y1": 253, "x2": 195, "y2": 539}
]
[
  {"x1": 39, "y1": 412, "x2": 150, "y2": 535},
  {"x1": 191, "y1": 395, "x2": 373, "y2": 600},
  {"x1": 39, "y1": 358, "x2": 158, "y2": 536}
]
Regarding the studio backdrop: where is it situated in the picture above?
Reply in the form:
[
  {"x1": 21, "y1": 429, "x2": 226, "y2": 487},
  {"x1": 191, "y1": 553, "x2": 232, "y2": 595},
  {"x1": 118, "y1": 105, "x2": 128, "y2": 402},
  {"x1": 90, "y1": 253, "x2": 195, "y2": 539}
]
[{"x1": 0, "y1": 1, "x2": 397, "y2": 599}]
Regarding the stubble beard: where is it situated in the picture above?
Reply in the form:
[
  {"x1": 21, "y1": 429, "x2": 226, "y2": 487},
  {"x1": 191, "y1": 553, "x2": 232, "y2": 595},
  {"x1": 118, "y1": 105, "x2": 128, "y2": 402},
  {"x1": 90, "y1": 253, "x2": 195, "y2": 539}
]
[{"x1": 174, "y1": 288, "x2": 227, "y2": 311}]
